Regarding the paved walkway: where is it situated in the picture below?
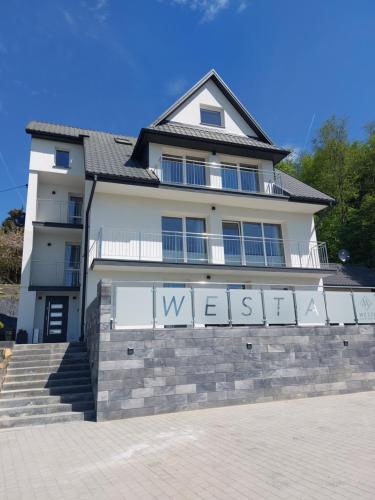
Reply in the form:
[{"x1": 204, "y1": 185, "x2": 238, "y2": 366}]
[{"x1": 1, "y1": 392, "x2": 375, "y2": 500}]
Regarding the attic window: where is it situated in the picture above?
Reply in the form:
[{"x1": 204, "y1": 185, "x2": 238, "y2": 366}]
[
  {"x1": 200, "y1": 106, "x2": 223, "y2": 127},
  {"x1": 114, "y1": 137, "x2": 133, "y2": 145}
]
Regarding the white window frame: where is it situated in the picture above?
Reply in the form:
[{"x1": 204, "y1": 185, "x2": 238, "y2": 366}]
[{"x1": 200, "y1": 105, "x2": 224, "y2": 128}]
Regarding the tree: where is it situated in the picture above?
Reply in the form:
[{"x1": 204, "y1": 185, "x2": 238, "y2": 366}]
[
  {"x1": 0, "y1": 209, "x2": 24, "y2": 284},
  {"x1": 285, "y1": 117, "x2": 375, "y2": 268}
]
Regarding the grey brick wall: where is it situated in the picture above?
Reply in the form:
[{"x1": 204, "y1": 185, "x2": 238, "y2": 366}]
[{"x1": 86, "y1": 281, "x2": 375, "y2": 422}]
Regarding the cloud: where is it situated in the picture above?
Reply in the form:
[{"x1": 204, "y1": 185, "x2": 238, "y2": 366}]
[
  {"x1": 166, "y1": 0, "x2": 247, "y2": 22},
  {"x1": 61, "y1": 9, "x2": 76, "y2": 28},
  {"x1": 166, "y1": 76, "x2": 188, "y2": 96}
]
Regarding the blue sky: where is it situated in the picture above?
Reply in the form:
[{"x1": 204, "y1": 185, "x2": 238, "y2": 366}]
[{"x1": 0, "y1": 0, "x2": 374, "y2": 219}]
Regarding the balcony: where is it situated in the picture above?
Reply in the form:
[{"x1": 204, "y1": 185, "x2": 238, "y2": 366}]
[
  {"x1": 30, "y1": 261, "x2": 80, "y2": 289},
  {"x1": 156, "y1": 156, "x2": 284, "y2": 196},
  {"x1": 35, "y1": 199, "x2": 83, "y2": 225},
  {"x1": 90, "y1": 228, "x2": 329, "y2": 270}
]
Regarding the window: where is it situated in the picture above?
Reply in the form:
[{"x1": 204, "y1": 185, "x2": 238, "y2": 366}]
[
  {"x1": 221, "y1": 163, "x2": 238, "y2": 190},
  {"x1": 162, "y1": 216, "x2": 207, "y2": 263},
  {"x1": 68, "y1": 196, "x2": 83, "y2": 225},
  {"x1": 222, "y1": 221, "x2": 242, "y2": 265},
  {"x1": 186, "y1": 157, "x2": 206, "y2": 186},
  {"x1": 200, "y1": 107, "x2": 223, "y2": 127},
  {"x1": 263, "y1": 223, "x2": 285, "y2": 266},
  {"x1": 55, "y1": 150, "x2": 70, "y2": 168},
  {"x1": 239, "y1": 165, "x2": 259, "y2": 192},
  {"x1": 161, "y1": 155, "x2": 183, "y2": 184},
  {"x1": 64, "y1": 243, "x2": 80, "y2": 286},
  {"x1": 222, "y1": 221, "x2": 285, "y2": 267}
]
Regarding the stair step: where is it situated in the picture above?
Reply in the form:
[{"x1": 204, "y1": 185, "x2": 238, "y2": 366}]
[
  {"x1": 0, "y1": 392, "x2": 94, "y2": 409},
  {"x1": 9, "y1": 357, "x2": 89, "y2": 368},
  {"x1": 7, "y1": 363, "x2": 90, "y2": 375},
  {"x1": 5, "y1": 370, "x2": 91, "y2": 383},
  {"x1": 3, "y1": 376, "x2": 91, "y2": 391},
  {"x1": 0, "y1": 400, "x2": 94, "y2": 418},
  {"x1": 0, "y1": 410, "x2": 95, "y2": 429},
  {"x1": 0, "y1": 384, "x2": 93, "y2": 399},
  {"x1": 12, "y1": 342, "x2": 82, "y2": 351},
  {"x1": 10, "y1": 351, "x2": 88, "y2": 361}
]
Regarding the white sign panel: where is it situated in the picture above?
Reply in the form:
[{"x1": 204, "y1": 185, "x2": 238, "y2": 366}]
[
  {"x1": 115, "y1": 286, "x2": 153, "y2": 328},
  {"x1": 263, "y1": 290, "x2": 295, "y2": 325},
  {"x1": 193, "y1": 288, "x2": 229, "y2": 325},
  {"x1": 353, "y1": 293, "x2": 375, "y2": 324},
  {"x1": 155, "y1": 288, "x2": 193, "y2": 326},
  {"x1": 229, "y1": 290, "x2": 264, "y2": 325},
  {"x1": 295, "y1": 291, "x2": 326, "y2": 325},
  {"x1": 325, "y1": 292, "x2": 355, "y2": 324}
]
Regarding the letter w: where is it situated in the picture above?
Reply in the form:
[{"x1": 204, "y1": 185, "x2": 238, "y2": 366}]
[{"x1": 163, "y1": 295, "x2": 185, "y2": 317}]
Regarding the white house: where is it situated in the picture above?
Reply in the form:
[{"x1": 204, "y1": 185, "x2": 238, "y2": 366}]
[{"x1": 17, "y1": 70, "x2": 337, "y2": 343}]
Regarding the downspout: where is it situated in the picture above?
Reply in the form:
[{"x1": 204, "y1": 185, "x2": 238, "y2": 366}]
[{"x1": 80, "y1": 175, "x2": 97, "y2": 341}]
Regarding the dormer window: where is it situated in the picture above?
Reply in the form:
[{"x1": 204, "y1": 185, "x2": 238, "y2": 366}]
[
  {"x1": 55, "y1": 149, "x2": 70, "y2": 169},
  {"x1": 200, "y1": 106, "x2": 223, "y2": 127}
]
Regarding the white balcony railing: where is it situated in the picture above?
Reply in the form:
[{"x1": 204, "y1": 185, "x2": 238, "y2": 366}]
[
  {"x1": 90, "y1": 228, "x2": 329, "y2": 270},
  {"x1": 30, "y1": 261, "x2": 80, "y2": 287},
  {"x1": 36, "y1": 199, "x2": 83, "y2": 225},
  {"x1": 155, "y1": 156, "x2": 284, "y2": 195}
]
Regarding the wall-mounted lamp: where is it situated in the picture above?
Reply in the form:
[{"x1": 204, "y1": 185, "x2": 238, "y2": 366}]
[
  {"x1": 343, "y1": 340, "x2": 349, "y2": 347},
  {"x1": 206, "y1": 275, "x2": 211, "y2": 280},
  {"x1": 47, "y1": 242, "x2": 52, "y2": 246},
  {"x1": 127, "y1": 347, "x2": 134, "y2": 355},
  {"x1": 52, "y1": 190, "x2": 56, "y2": 195},
  {"x1": 246, "y1": 343, "x2": 253, "y2": 350},
  {"x1": 211, "y1": 206, "x2": 216, "y2": 211}
]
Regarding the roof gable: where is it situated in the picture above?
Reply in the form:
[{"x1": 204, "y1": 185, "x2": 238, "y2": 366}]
[{"x1": 151, "y1": 69, "x2": 272, "y2": 144}]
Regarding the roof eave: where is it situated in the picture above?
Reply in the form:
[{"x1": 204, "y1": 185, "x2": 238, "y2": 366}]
[{"x1": 133, "y1": 128, "x2": 290, "y2": 164}]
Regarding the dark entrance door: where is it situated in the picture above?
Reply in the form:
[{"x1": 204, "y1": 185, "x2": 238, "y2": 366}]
[{"x1": 43, "y1": 296, "x2": 69, "y2": 343}]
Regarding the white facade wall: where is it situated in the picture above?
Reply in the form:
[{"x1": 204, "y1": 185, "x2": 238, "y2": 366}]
[
  {"x1": 89, "y1": 192, "x2": 317, "y2": 264},
  {"x1": 168, "y1": 80, "x2": 256, "y2": 137},
  {"x1": 17, "y1": 138, "x2": 85, "y2": 341}
]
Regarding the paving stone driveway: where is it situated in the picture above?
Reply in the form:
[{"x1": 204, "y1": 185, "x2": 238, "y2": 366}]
[{"x1": 1, "y1": 392, "x2": 375, "y2": 500}]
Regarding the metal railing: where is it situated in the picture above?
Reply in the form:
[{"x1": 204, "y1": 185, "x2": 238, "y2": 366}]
[
  {"x1": 36, "y1": 199, "x2": 83, "y2": 225},
  {"x1": 30, "y1": 261, "x2": 80, "y2": 287},
  {"x1": 91, "y1": 227, "x2": 329, "y2": 269},
  {"x1": 157, "y1": 156, "x2": 284, "y2": 195}
]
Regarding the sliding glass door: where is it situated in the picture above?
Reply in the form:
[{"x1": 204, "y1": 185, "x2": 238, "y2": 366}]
[
  {"x1": 162, "y1": 217, "x2": 207, "y2": 263},
  {"x1": 263, "y1": 223, "x2": 285, "y2": 266},
  {"x1": 222, "y1": 222, "x2": 242, "y2": 265}
]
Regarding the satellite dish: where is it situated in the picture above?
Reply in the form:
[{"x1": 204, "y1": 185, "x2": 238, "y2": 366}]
[
  {"x1": 14, "y1": 213, "x2": 25, "y2": 228},
  {"x1": 338, "y1": 249, "x2": 351, "y2": 263}
]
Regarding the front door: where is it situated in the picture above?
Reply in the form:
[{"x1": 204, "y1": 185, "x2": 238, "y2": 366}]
[{"x1": 43, "y1": 296, "x2": 69, "y2": 343}]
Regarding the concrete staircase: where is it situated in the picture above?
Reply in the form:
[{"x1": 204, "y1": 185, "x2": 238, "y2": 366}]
[{"x1": 0, "y1": 342, "x2": 95, "y2": 429}]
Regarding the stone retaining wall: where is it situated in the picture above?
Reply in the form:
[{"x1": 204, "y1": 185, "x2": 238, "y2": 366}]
[{"x1": 86, "y1": 280, "x2": 375, "y2": 421}]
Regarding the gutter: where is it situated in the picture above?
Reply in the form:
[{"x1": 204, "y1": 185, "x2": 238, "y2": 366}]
[{"x1": 80, "y1": 175, "x2": 97, "y2": 341}]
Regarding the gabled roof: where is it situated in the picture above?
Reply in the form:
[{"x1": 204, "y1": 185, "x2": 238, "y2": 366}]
[{"x1": 150, "y1": 69, "x2": 273, "y2": 144}]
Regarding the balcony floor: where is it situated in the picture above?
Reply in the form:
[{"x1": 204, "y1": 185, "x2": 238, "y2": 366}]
[{"x1": 91, "y1": 258, "x2": 335, "y2": 276}]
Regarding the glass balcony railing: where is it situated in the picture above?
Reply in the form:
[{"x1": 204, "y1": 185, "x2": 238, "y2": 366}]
[
  {"x1": 157, "y1": 156, "x2": 284, "y2": 196},
  {"x1": 89, "y1": 228, "x2": 329, "y2": 270},
  {"x1": 36, "y1": 199, "x2": 83, "y2": 225}
]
